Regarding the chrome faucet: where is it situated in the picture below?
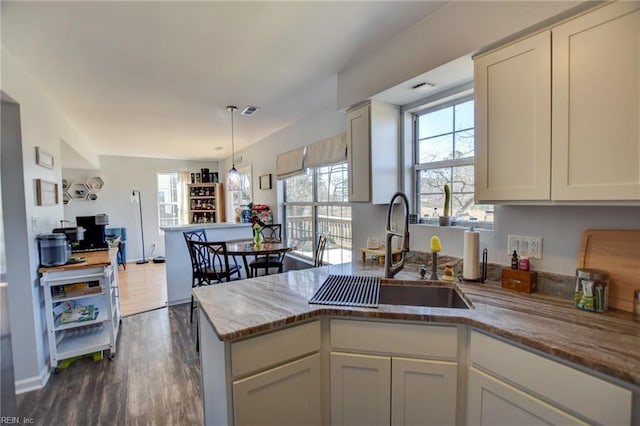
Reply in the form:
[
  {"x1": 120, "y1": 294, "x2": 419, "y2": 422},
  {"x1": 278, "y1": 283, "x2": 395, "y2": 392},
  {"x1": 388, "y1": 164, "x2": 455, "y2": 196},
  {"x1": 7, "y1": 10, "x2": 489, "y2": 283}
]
[{"x1": 384, "y1": 192, "x2": 410, "y2": 278}]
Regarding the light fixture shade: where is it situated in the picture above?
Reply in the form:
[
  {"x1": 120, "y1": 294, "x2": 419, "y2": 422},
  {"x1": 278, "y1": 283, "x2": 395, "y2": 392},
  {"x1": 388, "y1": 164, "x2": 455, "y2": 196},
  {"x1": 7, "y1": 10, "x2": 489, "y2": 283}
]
[{"x1": 226, "y1": 167, "x2": 242, "y2": 191}]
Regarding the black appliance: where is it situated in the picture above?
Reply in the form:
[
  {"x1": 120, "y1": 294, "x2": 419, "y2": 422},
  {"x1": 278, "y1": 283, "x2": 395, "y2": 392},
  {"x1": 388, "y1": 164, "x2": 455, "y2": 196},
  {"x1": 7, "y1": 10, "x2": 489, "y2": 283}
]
[{"x1": 73, "y1": 214, "x2": 109, "y2": 252}]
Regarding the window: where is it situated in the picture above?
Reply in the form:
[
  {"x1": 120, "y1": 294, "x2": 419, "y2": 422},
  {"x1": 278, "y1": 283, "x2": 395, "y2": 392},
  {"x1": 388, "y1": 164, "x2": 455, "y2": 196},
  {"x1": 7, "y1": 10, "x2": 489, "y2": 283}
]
[
  {"x1": 283, "y1": 163, "x2": 351, "y2": 264},
  {"x1": 157, "y1": 172, "x2": 180, "y2": 227},
  {"x1": 415, "y1": 97, "x2": 493, "y2": 227}
]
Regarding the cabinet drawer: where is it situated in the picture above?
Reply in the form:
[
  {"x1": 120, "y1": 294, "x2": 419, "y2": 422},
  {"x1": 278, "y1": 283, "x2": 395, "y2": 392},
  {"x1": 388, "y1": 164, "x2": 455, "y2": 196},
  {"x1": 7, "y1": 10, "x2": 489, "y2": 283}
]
[
  {"x1": 231, "y1": 320, "x2": 320, "y2": 377},
  {"x1": 470, "y1": 330, "x2": 632, "y2": 425},
  {"x1": 331, "y1": 319, "x2": 458, "y2": 359}
]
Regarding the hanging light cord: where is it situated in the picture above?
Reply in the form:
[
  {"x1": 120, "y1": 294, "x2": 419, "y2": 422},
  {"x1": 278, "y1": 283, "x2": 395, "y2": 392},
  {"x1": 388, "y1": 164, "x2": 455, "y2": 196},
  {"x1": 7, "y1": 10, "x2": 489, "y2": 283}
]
[{"x1": 228, "y1": 105, "x2": 237, "y2": 169}]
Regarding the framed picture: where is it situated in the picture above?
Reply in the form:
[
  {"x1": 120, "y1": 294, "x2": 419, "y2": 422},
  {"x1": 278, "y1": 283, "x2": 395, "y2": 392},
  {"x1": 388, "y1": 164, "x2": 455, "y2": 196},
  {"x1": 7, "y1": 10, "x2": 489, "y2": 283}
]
[
  {"x1": 35, "y1": 147, "x2": 54, "y2": 169},
  {"x1": 36, "y1": 179, "x2": 59, "y2": 206},
  {"x1": 259, "y1": 174, "x2": 272, "y2": 190}
]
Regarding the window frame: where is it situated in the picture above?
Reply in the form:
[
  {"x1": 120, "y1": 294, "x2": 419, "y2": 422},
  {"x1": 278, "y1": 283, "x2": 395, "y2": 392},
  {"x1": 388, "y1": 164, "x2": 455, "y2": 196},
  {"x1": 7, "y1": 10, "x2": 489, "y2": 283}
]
[
  {"x1": 412, "y1": 94, "x2": 494, "y2": 228},
  {"x1": 283, "y1": 162, "x2": 351, "y2": 264},
  {"x1": 156, "y1": 172, "x2": 181, "y2": 228}
]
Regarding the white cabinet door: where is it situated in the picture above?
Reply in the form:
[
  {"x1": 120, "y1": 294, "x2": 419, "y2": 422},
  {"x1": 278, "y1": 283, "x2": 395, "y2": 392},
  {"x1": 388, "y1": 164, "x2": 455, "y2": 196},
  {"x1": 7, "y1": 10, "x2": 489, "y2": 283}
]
[
  {"x1": 467, "y1": 368, "x2": 587, "y2": 425},
  {"x1": 347, "y1": 103, "x2": 371, "y2": 202},
  {"x1": 347, "y1": 102, "x2": 399, "y2": 204},
  {"x1": 391, "y1": 357, "x2": 457, "y2": 426},
  {"x1": 233, "y1": 353, "x2": 321, "y2": 426},
  {"x1": 331, "y1": 352, "x2": 391, "y2": 426},
  {"x1": 474, "y1": 31, "x2": 551, "y2": 202},
  {"x1": 552, "y1": 2, "x2": 640, "y2": 200}
]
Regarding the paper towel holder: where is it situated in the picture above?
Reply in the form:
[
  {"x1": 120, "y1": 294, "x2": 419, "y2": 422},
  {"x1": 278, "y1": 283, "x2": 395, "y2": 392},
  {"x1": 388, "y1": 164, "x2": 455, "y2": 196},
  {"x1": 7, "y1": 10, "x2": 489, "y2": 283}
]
[{"x1": 459, "y1": 248, "x2": 488, "y2": 283}]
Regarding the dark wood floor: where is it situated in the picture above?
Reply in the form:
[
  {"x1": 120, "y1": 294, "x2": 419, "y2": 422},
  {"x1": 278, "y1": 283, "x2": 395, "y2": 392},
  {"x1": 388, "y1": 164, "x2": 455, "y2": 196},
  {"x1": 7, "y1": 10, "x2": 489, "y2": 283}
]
[{"x1": 16, "y1": 304, "x2": 203, "y2": 425}]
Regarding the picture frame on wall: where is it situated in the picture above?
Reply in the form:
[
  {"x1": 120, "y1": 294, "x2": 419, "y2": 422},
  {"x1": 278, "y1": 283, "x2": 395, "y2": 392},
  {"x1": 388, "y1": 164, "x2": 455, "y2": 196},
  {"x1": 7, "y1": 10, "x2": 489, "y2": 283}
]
[
  {"x1": 259, "y1": 173, "x2": 272, "y2": 190},
  {"x1": 35, "y1": 147, "x2": 54, "y2": 169},
  {"x1": 36, "y1": 179, "x2": 59, "y2": 206}
]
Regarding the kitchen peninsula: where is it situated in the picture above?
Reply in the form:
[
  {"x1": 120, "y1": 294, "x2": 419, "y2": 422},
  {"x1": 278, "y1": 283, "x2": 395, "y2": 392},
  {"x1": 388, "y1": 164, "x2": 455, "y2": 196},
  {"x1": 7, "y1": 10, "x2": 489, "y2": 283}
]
[
  {"x1": 161, "y1": 223, "x2": 251, "y2": 305},
  {"x1": 194, "y1": 263, "x2": 640, "y2": 426}
]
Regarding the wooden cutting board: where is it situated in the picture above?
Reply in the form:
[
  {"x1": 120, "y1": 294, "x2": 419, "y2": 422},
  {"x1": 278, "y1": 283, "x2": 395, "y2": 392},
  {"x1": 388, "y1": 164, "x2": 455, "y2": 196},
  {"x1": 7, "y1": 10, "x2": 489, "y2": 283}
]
[{"x1": 578, "y1": 230, "x2": 640, "y2": 312}]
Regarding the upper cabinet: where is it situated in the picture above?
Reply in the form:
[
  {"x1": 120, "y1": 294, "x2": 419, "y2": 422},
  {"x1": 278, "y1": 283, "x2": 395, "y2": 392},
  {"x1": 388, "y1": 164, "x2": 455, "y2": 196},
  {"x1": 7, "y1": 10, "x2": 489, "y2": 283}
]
[
  {"x1": 475, "y1": 2, "x2": 640, "y2": 203},
  {"x1": 551, "y1": 2, "x2": 640, "y2": 200},
  {"x1": 475, "y1": 31, "x2": 552, "y2": 201},
  {"x1": 347, "y1": 101, "x2": 399, "y2": 204}
]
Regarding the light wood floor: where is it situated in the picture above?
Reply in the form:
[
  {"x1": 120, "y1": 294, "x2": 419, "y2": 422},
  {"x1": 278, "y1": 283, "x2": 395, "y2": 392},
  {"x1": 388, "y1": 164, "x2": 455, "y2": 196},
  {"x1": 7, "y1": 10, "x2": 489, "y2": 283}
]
[
  {"x1": 118, "y1": 262, "x2": 167, "y2": 317},
  {"x1": 16, "y1": 304, "x2": 202, "y2": 425}
]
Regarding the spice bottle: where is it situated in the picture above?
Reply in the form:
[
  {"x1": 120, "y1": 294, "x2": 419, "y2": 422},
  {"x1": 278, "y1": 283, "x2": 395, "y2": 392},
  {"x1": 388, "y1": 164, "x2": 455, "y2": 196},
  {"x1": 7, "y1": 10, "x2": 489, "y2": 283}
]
[{"x1": 511, "y1": 250, "x2": 519, "y2": 269}]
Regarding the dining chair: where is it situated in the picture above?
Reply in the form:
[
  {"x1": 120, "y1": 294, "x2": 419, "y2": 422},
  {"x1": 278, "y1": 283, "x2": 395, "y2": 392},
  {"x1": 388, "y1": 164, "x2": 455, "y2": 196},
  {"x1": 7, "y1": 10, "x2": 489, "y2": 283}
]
[
  {"x1": 184, "y1": 231, "x2": 241, "y2": 324},
  {"x1": 314, "y1": 234, "x2": 328, "y2": 267},
  {"x1": 249, "y1": 224, "x2": 285, "y2": 276},
  {"x1": 186, "y1": 239, "x2": 241, "y2": 352}
]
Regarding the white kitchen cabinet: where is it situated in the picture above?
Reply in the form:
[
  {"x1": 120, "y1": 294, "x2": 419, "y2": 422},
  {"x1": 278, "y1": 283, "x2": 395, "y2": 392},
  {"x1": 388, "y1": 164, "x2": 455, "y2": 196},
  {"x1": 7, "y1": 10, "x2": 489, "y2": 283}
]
[
  {"x1": 331, "y1": 352, "x2": 391, "y2": 426},
  {"x1": 330, "y1": 320, "x2": 459, "y2": 426},
  {"x1": 467, "y1": 368, "x2": 586, "y2": 425},
  {"x1": 474, "y1": 31, "x2": 551, "y2": 202},
  {"x1": 346, "y1": 101, "x2": 399, "y2": 204},
  {"x1": 468, "y1": 330, "x2": 632, "y2": 425},
  {"x1": 199, "y1": 318, "x2": 322, "y2": 426},
  {"x1": 551, "y1": 2, "x2": 640, "y2": 200},
  {"x1": 233, "y1": 353, "x2": 321, "y2": 426},
  {"x1": 391, "y1": 357, "x2": 458, "y2": 426},
  {"x1": 474, "y1": 2, "x2": 640, "y2": 203}
]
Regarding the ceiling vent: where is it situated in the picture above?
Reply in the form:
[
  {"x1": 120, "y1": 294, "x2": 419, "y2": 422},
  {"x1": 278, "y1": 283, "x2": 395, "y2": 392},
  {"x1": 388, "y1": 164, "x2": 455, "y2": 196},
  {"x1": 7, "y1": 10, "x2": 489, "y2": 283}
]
[
  {"x1": 411, "y1": 82, "x2": 435, "y2": 94},
  {"x1": 240, "y1": 105, "x2": 260, "y2": 116}
]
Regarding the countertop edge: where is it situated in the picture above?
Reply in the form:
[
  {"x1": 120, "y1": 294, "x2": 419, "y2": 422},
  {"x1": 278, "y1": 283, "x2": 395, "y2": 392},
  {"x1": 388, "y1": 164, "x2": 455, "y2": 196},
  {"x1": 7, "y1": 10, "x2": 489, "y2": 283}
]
[{"x1": 193, "y1": 266, "x2": 640, "y2": 387}]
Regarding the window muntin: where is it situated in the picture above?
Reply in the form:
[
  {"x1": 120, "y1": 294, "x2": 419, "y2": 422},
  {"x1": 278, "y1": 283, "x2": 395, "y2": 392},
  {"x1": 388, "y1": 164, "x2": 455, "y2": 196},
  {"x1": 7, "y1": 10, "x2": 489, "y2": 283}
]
[
  {"x1": 157, "y1": 172, "x2": 180, "y2": 227},
  {"x1": 284, "y1": 163, "x2": 351, "y2": 264},
  {"x1": 415, "y1": 97, "x2": 493, "y2": 227}
]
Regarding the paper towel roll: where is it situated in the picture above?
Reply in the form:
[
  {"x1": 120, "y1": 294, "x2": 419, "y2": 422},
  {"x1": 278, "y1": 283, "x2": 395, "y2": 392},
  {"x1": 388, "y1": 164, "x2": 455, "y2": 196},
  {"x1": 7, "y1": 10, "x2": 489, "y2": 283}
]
[{"x1": 463, "y1": 230, "x2": 480, "y2": 280}]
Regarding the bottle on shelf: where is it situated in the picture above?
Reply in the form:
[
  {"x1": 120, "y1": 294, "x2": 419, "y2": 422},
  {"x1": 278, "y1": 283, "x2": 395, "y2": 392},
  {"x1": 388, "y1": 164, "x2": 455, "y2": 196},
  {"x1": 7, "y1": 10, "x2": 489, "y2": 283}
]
[{"x1": 511, "y1": 250, "x2": 519, "y2": 269}]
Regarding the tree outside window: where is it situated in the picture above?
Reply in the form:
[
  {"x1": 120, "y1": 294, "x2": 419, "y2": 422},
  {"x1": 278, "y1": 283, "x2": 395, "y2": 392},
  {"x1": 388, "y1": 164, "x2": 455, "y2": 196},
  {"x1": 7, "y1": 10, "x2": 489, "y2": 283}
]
[{"x1": 415, "y1": 98, "x2": 494, "y2": 227}]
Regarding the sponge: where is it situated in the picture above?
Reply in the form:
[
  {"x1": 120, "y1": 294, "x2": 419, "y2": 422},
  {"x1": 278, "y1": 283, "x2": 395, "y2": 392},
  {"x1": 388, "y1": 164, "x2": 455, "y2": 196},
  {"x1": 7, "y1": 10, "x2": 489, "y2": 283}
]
[{"x1": 430, "y1": 236, "x2": 441, "y2": 253}]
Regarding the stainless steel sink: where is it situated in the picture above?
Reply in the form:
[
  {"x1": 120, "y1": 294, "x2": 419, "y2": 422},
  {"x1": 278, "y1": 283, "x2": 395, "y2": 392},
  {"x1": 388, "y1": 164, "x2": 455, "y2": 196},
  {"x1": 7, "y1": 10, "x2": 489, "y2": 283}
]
[{"x1": 378, "y1": 284, "x2": 470, "y2": 309}]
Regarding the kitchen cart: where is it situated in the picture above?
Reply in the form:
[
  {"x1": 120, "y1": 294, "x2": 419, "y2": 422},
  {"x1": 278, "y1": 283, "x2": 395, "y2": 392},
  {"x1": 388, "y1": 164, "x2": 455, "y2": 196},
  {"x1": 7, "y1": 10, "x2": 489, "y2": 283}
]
[{"x1": 39, "y1": 249, "x2": 121, "y2": 372}]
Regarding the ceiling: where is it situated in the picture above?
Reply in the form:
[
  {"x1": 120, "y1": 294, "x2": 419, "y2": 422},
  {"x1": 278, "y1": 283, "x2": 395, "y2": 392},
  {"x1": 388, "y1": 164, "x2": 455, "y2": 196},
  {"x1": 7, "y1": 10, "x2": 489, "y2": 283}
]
[{"x1": 1, "y1": 1, "x2": 453, "y2": 165}]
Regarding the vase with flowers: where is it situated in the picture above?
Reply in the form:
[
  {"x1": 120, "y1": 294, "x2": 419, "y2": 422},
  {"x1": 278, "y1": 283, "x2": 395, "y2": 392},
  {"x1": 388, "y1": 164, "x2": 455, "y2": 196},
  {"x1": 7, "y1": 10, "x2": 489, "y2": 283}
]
[{"x1": 250, "y1": 208, "x2": 265, "y2": 246}]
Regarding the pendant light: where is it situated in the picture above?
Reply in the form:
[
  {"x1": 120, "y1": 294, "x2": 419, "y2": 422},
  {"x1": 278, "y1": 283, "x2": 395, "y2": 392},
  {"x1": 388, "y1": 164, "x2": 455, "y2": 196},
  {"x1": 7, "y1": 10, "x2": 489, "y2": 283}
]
[{"x1": 226, "y1": 105, "x2": 242, "y2": 191}]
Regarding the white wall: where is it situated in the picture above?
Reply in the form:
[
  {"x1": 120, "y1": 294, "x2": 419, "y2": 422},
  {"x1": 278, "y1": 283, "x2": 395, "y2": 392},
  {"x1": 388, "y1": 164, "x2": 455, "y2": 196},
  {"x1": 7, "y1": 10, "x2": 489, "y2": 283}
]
[
  {"x1": 220, "y1": 104, "x2": 346, "y2": 223},
  {"x1": 63, "y1": 156, "x2": 218, "y2": 261},
  {"x1": 1, "y1": 48, "x2": 97, "y2": 391},
  {"x1": 337, "y1": 1, "x2": 586, "y2": 110}
]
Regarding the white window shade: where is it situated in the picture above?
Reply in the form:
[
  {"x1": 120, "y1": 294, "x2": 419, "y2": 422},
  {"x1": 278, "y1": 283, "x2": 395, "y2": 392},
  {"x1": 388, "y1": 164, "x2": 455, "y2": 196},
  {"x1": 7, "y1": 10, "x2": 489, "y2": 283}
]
[
  {"x1": 304, "y1": 133, "x2": 347, "y2": 168},
  {"x1": 276, "y1": 147, "x2": 305, "y2": 179}
]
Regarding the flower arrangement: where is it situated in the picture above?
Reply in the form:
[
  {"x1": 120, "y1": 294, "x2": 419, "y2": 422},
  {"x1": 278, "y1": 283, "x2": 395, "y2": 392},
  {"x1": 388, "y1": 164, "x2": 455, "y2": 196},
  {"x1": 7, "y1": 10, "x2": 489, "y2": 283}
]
[{"x1": 250, "y1": 205, "x2": 265, "y2": 245}]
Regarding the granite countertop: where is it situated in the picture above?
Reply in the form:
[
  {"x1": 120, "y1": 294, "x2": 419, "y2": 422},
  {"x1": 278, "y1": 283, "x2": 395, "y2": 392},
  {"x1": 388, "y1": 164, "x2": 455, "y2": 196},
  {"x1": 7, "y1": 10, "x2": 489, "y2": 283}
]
[{"x1": 193, "y1": 262, "x2": 640, "y2": 386}]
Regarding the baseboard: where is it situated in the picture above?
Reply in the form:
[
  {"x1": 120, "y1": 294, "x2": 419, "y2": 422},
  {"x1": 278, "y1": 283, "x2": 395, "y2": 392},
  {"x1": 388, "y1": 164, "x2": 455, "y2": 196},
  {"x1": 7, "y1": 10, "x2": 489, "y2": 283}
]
[
  {"x1": 167, "y1": 298, "x2": 189, "y2": 306},
  {"x1": 15, "y1": 365, "x2": 50, "y2": 394}
]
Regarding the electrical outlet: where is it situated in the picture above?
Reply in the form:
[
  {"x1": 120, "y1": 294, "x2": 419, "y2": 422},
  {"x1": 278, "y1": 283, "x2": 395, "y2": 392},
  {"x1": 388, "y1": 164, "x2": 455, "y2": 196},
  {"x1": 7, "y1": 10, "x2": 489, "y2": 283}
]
[{"x1": 507, "y1": 235, "x2": 543, "y2": 259}]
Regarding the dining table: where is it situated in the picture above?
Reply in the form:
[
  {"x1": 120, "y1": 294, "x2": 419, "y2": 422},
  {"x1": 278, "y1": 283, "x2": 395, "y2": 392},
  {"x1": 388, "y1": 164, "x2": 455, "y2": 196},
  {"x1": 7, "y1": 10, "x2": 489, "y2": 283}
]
[{"x1": 226, "y1": 239, "x2": 297, "y2": 279}]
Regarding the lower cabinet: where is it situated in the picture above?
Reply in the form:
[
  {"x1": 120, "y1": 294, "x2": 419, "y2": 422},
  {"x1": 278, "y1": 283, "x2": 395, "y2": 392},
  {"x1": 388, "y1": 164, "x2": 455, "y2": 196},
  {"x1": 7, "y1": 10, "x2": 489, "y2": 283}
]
[
  {"x1": 233, "y1": 353, "x2": 321, "y2": 426},
  {"x1": 468, "y1": 330, "x2": 632, "y2": 425},
  {"x1": 330, "y1": 352, "x2": 458, "y2": 426},
  {"x1": 331, "y1": 352, "x2": 390, "y2": 426},
  {"x1": 468, "y1": 368, "x2": 586, "y2": 425},
  {"x1": 330, "y1": 319, "x2": 460, "y2": 426}
]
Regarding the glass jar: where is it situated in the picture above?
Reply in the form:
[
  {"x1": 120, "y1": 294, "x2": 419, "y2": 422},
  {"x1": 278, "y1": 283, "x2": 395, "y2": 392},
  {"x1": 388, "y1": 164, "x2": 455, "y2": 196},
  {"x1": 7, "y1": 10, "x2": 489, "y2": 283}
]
[{"x1": 574, "y1": 268, "x2": 609, "y2": 312}]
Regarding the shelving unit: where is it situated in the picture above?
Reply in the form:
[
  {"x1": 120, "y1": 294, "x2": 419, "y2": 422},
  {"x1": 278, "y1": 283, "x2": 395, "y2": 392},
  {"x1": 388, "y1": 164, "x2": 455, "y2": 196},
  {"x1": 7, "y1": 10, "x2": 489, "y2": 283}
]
[
  {"x1": 188, "y1": 183, "x2": 224, "y2": 224},
  {"x1": 40, "y1": 250, "x2": 120, "y2": 371}
]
